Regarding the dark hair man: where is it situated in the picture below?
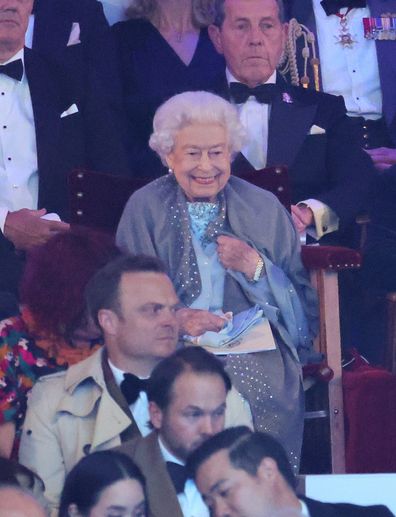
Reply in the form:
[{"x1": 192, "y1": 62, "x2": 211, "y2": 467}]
[
  {"x1": 187, "y1": 426, "x2": 394, "y2": 517},
  {"x1": 208, "y1": 0, "x2": 374, "y2": 244},
  {"x1": 19, "y1": 255, "x2": 180, "y2": 513},
  {"x1": 117, "y1": 347, "x2": 252, "y2": 517}
]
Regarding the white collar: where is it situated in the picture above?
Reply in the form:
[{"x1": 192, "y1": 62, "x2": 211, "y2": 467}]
[
  {"x1": 1, "y1": 47, "x2": 25, "y2": 66},
  {"x1": 226, "y1": 67, "x2": 277, "y2": 86},
  {"x1": 158, "y1": 436, "x2": 185, "y2": 466},
  {"x1": 107, "y1": 358, "x2": 149, "y2": 387},
  {"x1": 299, "y1": 498, "x2": 311, "y2": 517}
]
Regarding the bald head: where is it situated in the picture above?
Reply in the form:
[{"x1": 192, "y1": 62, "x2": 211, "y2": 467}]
[{"x1": 0, "y1": 486, "x2": 47, "y2": 517}]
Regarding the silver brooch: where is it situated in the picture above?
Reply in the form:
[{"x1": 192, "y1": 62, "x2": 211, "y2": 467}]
[{"x1": 282, "y1": 92, "x2": 293, "y2": 104}]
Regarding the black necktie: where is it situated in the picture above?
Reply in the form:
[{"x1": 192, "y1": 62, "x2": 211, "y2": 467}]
[
  {"x1": 120, "y1": 373, "x2": 150, "y2": 405},
  {"x1": 320, "y1": 0, "x2": 367, "y2": 15},
  {"x1": 229, "y1": 82, "x2": 279, "y2": 104},
  {"x1": 0, "y1": 60, "x2": 23, "y2": 82},
  {"x1": 166, "y1": 462, "x2": 188, "y2": 494}
]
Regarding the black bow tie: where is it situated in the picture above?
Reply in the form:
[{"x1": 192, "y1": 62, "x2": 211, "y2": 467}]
[
  {"x1": 166, "y1": 462, "x2": 188, "y2": 494},
  {"x1": 0, "y1": 59, "x2": 23, "y2": 82},
  {"x1": 320, "y1": 0, "x2": 366, "y2": 15},
  {"x1": 120, "y1": 373, "x2": 150, "y2": 405},
  {"x1": 229, "y1": 82, "x2": 279, "y2": 104}
]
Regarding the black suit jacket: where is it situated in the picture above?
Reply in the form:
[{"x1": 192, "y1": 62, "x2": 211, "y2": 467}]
[
  {"x1": 362, "y1": 165, "x2": 396, "y2": 290},
  {"x1": 212, "y1": 74, "x2": 374, "y2": 236},
  {"x1": 0, "y1": 48, "x2": 129, "y2": 296},
  {"x1": 32, "y1": 0, "x2": 122, "y2": 105},
  {"x1": 302, "y1": 496, "x2": 394, "y2": 516},
  {"x1": 24, "y1": 47, "x2": 129, "y2": 220}
]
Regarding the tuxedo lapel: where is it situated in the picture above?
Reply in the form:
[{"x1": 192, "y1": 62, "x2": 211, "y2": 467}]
[
  {"x1": 267, "y1": 86, "x2": 318, "y2": 167},
  {"x1": 135, "y1": 433, "x2": 184, "y2": 517},
  {"x1": 302, "y1": 496, "x2": 338, "y2": 517},
  {"x1": 24, "y1": 49, "x2": 60, "y2": 204},
  {"x1": 32, "y1": 0, "x2": 71, "y2": 52},
  {"x1": 210, "y1": 72, "x2": 230, "y2": 101}
]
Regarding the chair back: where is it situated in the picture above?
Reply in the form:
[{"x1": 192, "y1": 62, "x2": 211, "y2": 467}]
[
  {"x1": 68, "y1": 169, "x2": 148, "y2": 233},
  {"x1": 237, "y1": 165, "x2": 291, "y2": 211}
]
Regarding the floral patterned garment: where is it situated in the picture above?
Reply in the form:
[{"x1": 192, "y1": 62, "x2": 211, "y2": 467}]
[
  {"x1": 0, "y1": 313, "x2": 101, "y2": 456},
  {"x1": 0, "y1": 316, "x2": 63, "y2": 441}
]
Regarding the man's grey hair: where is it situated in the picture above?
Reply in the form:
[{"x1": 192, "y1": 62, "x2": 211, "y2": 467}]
[
  {"x1": 212, "y1": 0, "x2": 285, "y2": 27},
  {"x1": 149, "y1": 91, "x2": 246, "y2": 164}
]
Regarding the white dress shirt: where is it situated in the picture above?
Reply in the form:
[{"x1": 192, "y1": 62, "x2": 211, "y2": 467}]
[
  {"x1": 99, "y1": 0, "x2": 129, "y2": 25},
  {"x1": 25, "y1": 14, "x2": 35, "y2": 48},
  {"x1": 108, "y1": 359, "x2": 151, "y2": 437},
  {"x1": 158, "y1": 437, "x2": 210, "y2": 517},
  {"x1": 0, "y1": 48, "x2": 38, "y2": 234},
  {"x1": 312, "y1": 0, "x2": 382, "y2": 119},
  {"x1": 227, "y1": 67, "x2": 337, "y2": 239},
  {"x1": 299, "y1": 498, "x2": 311, "y2": 516},
  {"x1": 227, "y1": 68, "x2": 275, "y2": 170}
]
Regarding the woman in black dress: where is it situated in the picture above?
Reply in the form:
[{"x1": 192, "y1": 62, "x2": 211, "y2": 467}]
[{"x1": 112, "y1": 0, "x2": 225, "y2": 177}]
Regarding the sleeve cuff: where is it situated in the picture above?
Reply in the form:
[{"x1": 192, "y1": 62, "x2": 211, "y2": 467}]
[{"x1": 298, "y1": 199, "x2": 339, "y2": 240}]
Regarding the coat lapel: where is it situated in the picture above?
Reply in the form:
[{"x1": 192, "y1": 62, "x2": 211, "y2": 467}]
[
  {"x1": 24, "y1": 48, "x2": 60, "y2": 206},
  {"x1": 302, "y1": 496, "x2": 338, "y2": 517},
  {"x1": 135, "y1": 433, "x2": 184, "y2": 517},
  {"x1": 267, "y1": 83, "x2": 318, "y2": 167}
]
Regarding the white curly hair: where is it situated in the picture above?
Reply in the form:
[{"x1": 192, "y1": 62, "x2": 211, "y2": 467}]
[{"x1": 149, "y1": 91, "x2": 246, "y2": 164}]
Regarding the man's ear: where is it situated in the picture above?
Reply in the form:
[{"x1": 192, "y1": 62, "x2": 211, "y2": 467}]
[
  {"x1": 97, "y1": 309, "x2": 119, "y2": 337},
  {"x1": 208, "y1": 24, "x2": 224, "y2": 55},
  {"x1": 256, "y1": 457, "x2": 279, "y2": 483},
  {"x1": 281, "y1": 22, "x2": 288, "y2": 49},
  {"x1": 149, "y1": 401, "x2": 164, "y2": 431}
]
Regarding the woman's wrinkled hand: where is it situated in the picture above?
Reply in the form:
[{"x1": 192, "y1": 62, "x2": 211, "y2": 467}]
[
  {"x1": 217, "y1": 235, "x2": 261, "y2": 279},
  {"x1": 176, "y1": 308, "x2": 226, "y2": 337}
]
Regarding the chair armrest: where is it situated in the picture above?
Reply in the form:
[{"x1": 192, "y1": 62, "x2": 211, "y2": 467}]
[{"x1": 301, "y1": 246, "x2": 362, "y2": 271}]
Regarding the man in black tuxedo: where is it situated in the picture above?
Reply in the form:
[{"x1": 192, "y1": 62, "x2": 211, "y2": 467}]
[
  {"x1": 208, "y1": 0, "x2": 374, "y2": 244},
  {"x1": 0, "y1": 0, "x2": 129, "y2": 301},
  {"x1": 188, "y1": 426, "x2": 394, "y2": 517}
]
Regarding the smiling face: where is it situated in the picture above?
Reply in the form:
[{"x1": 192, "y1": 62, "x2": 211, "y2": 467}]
[
  {"x1": 209, "y1": 0, "x2": 287, "y2": 87},
  {"x1": 150, "y1": 371, "x2": 227, "y2": 462},
  {"x1": 0, "y1": 0, "x2": 33, "y2": 59},
  {"x1": 88, "y1": 478, "x2": 146, "y2": 517},
  {"x1": 166, "y1": 122, "x2": 231, "y2": 202}
]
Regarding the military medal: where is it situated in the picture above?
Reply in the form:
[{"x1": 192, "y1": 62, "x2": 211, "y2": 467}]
[
  {"x1": 334, "y1": 8, "x2": 357, "y2": 47},
  {"x1": 363, "y1": 14, "x2": 396, "y2": 40}
]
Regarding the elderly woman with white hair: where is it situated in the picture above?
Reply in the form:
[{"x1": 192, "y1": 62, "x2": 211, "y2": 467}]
[{"x1": 116, "y1": 91, "x2": 318, "y2": 468}]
